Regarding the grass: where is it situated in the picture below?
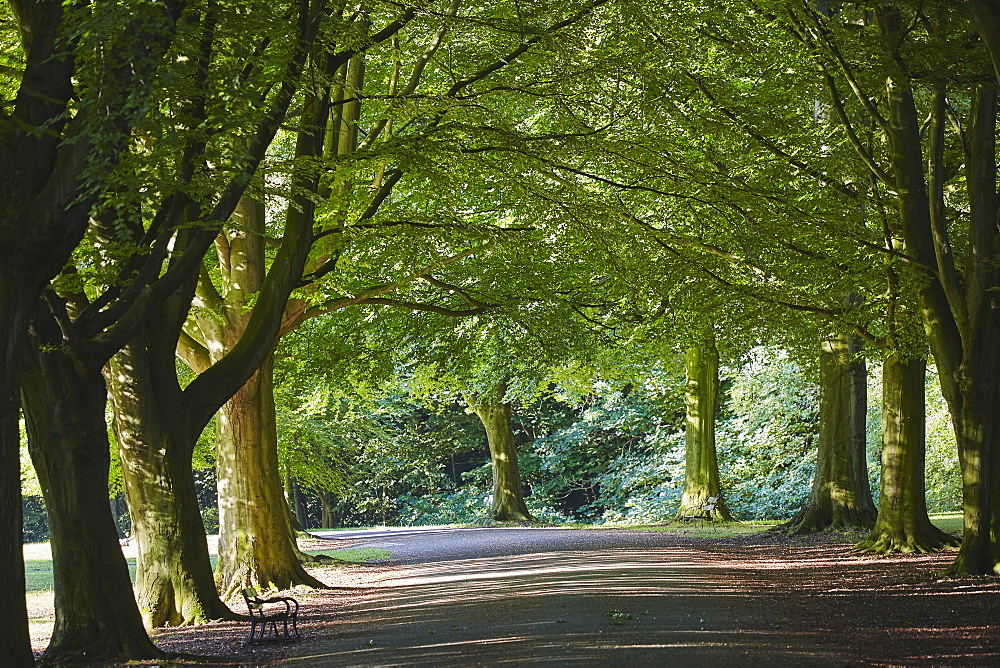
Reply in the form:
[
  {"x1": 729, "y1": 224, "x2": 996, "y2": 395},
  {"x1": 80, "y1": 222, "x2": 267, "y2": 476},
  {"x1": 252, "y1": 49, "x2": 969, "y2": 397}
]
[
  {"x1": 929, "y1": 512, "x2": 963, "y2": 535},
  {"x1": 306, "y1": 548, "x2": 392, "y2": 563},
  {"x1": 22, "y1": 540, "x2": 390, "y2": 594}
]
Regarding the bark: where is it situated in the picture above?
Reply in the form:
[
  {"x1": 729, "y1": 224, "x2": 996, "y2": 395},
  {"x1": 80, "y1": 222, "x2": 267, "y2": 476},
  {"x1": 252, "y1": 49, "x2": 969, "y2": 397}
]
[
  {"x1": 968, "y1": 0, "x2": 1000, "y2": 84},
  {"x1": 193, "y1": 194, "x2": 324, "y2": 598},
  {"x1": 106, "y1": 342, "x2": 236, "y2": 628},
  {"x1": 21, "y1": 312, "x2": 161, "y2": 662},
  {"x1": 875, "y1": 8, "x2": 1000, "y2": 573},
  {"x1": 214, "y1": 353, "x2": 324, "y2": 599},
  {"x1": 856, "y1": 357, "x2": 959, "y2": 553},
  {"x1": 783, "y1": 333, "x2": 876, "y2": 533},
  {"x1": 290, "y1": 476, "x2": 310, "y2": 530},
  {"x1": 848, "y1": 341, "x2": 876, "y2": 520},
  {"x1": 0, "y1": 286, "x2": 35, "y2": 667},
  {"x1": 469, "y1": 383, "x2": 535, "y2": 522},
  {"x1": 320, "y1": 491, "x2": 336, "y2": 528},
  {"x1": 676, "y1": 338, "x2": 732, "y2": 521}
]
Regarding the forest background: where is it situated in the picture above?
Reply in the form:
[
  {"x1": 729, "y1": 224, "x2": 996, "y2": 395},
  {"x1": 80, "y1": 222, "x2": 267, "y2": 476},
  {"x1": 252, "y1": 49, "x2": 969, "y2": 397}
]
[{"x1": 20, "y1": 347, "x2": 964, "y2": 539}]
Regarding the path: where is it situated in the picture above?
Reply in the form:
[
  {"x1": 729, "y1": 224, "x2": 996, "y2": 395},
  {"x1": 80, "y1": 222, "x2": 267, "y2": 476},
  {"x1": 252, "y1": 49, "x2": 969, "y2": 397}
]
[{"x1": 219, "y1": 527, "x2": 1000, "y2": 666}]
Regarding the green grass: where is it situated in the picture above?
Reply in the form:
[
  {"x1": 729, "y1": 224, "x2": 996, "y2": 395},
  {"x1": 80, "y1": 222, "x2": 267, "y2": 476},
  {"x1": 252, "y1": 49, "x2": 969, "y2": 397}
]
[
  {"x1": 23, "y1": 543, "x2": 390, "y2": 593},
  {"x1": 929, "y1": 512, "x2": 963, "y2": 535},
  {"x1": 306, "y1": 548, "x2": 392, "y2": 562},
  {"x1": 24, "y1": 560, "x2": 56, "y2": 593}
]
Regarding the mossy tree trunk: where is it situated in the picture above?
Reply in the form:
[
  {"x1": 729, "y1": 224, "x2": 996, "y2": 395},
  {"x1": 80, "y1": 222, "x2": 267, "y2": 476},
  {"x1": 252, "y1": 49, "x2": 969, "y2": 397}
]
[
  {"x1": 468, "y1": 381, "x2": 535, "y2": 522},
  {"x1": 874, "y1": 10, "x2": 1000, "y2": 573},
  {"x1": 180, "y1": 194, "x2": 324, "y2": 599},
  {"x1": 21, "y1": 309, "x2": 162, "y2": 662},
  {"x1": 783, "y1": 333, "x2": 876, "y2": 533},
  {"x1": 106, "y1": 341, "x2": 236, "y2": 628},
  {"x1": 0, "y1": 0, "x2": 182, "y2": 659},
  {"x1": 320, "y1": 491, "x2": 336, "y2": 528},
  {"x1": 214, "y1": 352, "x2": 324, "y2": 598},
  {"x1": 857, "y1": 357, "x2": 959, "y2": 553},
  {"x1": 676, "y1": 337, "x2": 731, "y2": 521}
]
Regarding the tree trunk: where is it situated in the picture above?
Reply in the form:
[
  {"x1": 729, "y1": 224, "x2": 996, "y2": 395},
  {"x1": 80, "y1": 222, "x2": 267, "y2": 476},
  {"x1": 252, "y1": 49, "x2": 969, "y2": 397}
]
[
  {"x1": 214, "y1": 352, "x2": 324, "y2": 599},
  {"x1": 848, "y1": 340, "x2": 877, "y2": 520},
  {"x1": 21, "y1": 315, "x2": 161, "y2": 662},
  {"x1": 106, "y1": 342, "x2": 237, "y2": 627},
  {"x1": 292, "y1": 479, "x2": 309, "y2": 530},
  {"x1": 469, "y1": 383, "x2": 535, "y2": 522},
  {"x1": 676, "y1": 338, "x2": 732, "y2": 521},
  {"x1": 873, "y1": 12, "x2": 1000, "y2": 573},
  {"x1": 783, "y1": 333, "x2": 876, "y2": 533},
  {"x1": 0, "y1": 289, "x2": 35, "y2": 667},
  {"x1": 857, "y1": 357, "x2": 959, "y2": 553},
  {"x1": 320, "y1": 491, "x2": 335, "y2": 528}
]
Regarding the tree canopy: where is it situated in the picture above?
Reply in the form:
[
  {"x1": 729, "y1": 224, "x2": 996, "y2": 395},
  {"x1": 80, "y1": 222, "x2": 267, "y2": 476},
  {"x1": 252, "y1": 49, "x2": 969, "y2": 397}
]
[{"x1": 4, "y1": 0, "x2": 999, "y2": 662}]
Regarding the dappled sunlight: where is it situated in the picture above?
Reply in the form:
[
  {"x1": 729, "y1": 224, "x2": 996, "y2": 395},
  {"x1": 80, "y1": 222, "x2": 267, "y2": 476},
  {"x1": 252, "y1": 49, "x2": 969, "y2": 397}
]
[
  {"x1": 132, "y1": 529, "x2": 1000, "y2": 663},
  {"x1": 258, "y1": 537, "x2": 1000, "y2": 665}
]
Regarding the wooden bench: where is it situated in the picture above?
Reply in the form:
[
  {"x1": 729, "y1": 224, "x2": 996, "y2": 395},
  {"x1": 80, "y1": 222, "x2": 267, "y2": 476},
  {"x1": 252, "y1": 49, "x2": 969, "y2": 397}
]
[
  {"x1": 680, "y1": 496, "x2": 719, "y2": 525},
  {"x1": 242, "y1": 588, "x2": 300, "y2": 645}
]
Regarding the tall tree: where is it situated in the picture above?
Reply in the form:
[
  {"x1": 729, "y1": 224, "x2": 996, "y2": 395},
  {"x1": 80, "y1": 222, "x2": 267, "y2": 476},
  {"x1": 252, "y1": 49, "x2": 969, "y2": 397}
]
[
  {"x1": 0, "y1": 0, "x2": 195, "y2": 659},
  {"x1": 18, "y1": 0, "x2": 329, "y2": 650},
  {"x1": 104, "y1": 5, "x2": 424, "y2": 624},
  {"x1": 857, "y1": 356, "x2": 958, "y2": 552},
  {"x1": 779, "y1": 0, "x2": 1000, "y2": 573},
  {"x1": 783, "y1": 331, "x2": 875, "y2": 533},
  {"x1": 467, "y1": 378, "x2": 535, "y2": 522},
  {"x1": 173, "y1": 0, "x2": 616, "y2": 597},
  {"x1": 676, "y1": 334, "x2": 732, "y2": 521}
]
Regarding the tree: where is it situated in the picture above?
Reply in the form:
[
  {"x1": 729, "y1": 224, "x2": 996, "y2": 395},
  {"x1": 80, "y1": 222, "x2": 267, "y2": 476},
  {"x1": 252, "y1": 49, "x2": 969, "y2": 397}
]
[
  {"x1": 776, "y1": 0, "x2": 1000, "y2": 572},
  {"x1": 467, "y1": 378, "x2": 535, "y2": 522},
  {"x1": 173, "y1": 0, "x2": 620, "y2": 596},
  {"x1": 782, "y1": 332, "x2": 875, "y2": 533},
  {"x1": 857, "y1": 356, "x2": 958, "y2": 553},
  {"x1": 104, "y1": 6, "x2": 422, "y2": 623},
  {"x1": 17, "y1": 0, "x2": 330, "y2": 651},
  {"x1": 676, "y1": 334, "x2": 732, "y2": 521},
  {"x1": 0, "y1": 0, "x2": 197, "y2": 659}
]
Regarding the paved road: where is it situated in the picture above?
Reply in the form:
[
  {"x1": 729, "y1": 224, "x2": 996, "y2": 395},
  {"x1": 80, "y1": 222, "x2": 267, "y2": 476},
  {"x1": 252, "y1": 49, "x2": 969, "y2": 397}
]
[
  {"x1": 310, "y1": 525, "x2": 701, "y2": 564},
  {"x1": 272, "y1": 526, "x2": 861, "y2": 666}
]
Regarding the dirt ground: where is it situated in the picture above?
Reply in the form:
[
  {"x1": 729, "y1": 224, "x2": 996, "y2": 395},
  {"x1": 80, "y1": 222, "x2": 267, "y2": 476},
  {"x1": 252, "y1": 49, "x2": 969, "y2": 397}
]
[{"x1": 136, "y1": 528, "x2": 1000, "y2": 666}]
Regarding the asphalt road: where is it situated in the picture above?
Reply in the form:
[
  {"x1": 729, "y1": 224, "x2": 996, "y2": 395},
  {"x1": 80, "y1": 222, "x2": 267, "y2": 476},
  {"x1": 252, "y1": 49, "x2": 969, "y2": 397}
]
[
  {"x1": 271, "y1": 526, "x2": 858, "y2": 666},
  {"x1": 310, "y1": 525, "x2": 700, "y2": 564}
]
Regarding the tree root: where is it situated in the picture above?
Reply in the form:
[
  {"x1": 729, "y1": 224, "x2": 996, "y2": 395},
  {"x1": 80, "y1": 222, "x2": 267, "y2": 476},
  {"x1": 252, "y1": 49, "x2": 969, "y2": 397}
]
[{"x1": 855, "y1": 527, "x2": 960, "y2": 554}]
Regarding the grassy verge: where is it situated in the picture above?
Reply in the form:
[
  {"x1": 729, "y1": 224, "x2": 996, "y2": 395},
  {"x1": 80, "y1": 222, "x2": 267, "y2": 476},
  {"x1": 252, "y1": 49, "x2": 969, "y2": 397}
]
[
  {"x1": 929, "y1": 512, "x2": 963, "y2": 535},
  {"x1": 23, "y1": 541, "x2": 391, "y2": 594},
  {"x1": 306, "y1": 547, "x2": 392, "y2": 563}
]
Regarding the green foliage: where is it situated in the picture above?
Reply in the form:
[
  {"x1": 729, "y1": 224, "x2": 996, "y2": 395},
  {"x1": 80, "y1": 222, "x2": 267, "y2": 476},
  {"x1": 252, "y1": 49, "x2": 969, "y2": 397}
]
[
  {"x1": 527, "y1": 382, "x2": 685, "y2": 522},
  {"x1": 922, "y1": 370, "x2": 962, "y2": 513},
  {"x1": 717, "y1": 347, "x2": 818, "y2": 520}
]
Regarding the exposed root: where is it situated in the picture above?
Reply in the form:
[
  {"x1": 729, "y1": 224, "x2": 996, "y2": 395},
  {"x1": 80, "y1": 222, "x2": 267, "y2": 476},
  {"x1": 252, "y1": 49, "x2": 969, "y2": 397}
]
[
  {"x1": 39, "y1": 634, "x2": 164, "y2": 664},
  {"x1": 855, "y1": 527, "x2": 961, "y2": 554}
]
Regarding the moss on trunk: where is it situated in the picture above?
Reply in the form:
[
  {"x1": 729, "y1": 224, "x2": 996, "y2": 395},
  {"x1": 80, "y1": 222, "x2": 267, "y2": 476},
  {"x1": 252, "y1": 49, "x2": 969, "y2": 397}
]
[
  {"x1": 469, "y1": 382, "x2": 535, "y2": 523},
  {"x1": 107, "y1": 343, "x2": 236, "y2": 628},
  {"x1": 783, "y1": 333, "x2": 876, "y2": 534},
  {"x1": 22, "y1": 317, "x2": 162, "y2": 662},
  {"x1": 856, "y1": 357, "x2": 958, "y2": 553},
  {"x1": 214, "y1": 353, "x2": 325, "y2": 599},
  {"x1": 676, "y1": 338, "x2": 732, "y2": 521}
]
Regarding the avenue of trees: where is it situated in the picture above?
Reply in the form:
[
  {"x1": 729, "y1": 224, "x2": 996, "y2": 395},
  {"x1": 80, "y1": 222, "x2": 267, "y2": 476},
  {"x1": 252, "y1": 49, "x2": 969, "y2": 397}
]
[{"x1": 3, "y1": 0, "x2": 1000, "y2": 663}]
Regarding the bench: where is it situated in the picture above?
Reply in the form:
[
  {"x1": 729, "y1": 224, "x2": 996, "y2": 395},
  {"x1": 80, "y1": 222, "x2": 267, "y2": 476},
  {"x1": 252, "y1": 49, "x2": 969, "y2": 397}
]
[
  {"x1": 680, "y1": 496, "x2": 719, "y2": 525},
  {"x1": 242, "y1": 588, "x2": 300, "y2": 645}
]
